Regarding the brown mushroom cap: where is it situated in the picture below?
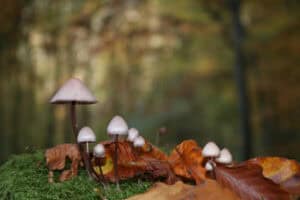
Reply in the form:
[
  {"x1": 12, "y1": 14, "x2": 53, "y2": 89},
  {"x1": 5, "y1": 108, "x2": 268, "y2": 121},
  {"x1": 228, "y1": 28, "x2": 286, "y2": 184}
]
[{"x1": 50, "y1": 78, "x2": 97, "y2": 104}]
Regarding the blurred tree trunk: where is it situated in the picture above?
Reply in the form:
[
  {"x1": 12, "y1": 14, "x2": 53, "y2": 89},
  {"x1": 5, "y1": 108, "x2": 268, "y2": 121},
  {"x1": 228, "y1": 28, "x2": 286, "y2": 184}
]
[
  {"x1": 228, "y1": 0, "x2": 252, "y2": 159},
  {"x1": 0, "y1": 0, "x2": 24, "y2": 162}
]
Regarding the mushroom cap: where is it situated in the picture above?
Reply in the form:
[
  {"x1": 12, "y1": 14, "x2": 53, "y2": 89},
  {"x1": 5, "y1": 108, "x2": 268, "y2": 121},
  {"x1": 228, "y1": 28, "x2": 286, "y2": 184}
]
[
  {"x1": 50, "y1": 78, "x2": 97, "y2": 104},
  {"x1": 127, "y1": 128, "x2": 139, "y2": 142},
  {"x1": 133, "y1": 136, "x2": 145, "y2": 147},
  {"x1": 202, "y1": 141, "x2": 220, "y2": 157},
  {"x1": 205, "y1": 162, "x2": 214, "y2": 171},
  {"x1": 77, "y1": 126, "x2": 96, "y2": 143},
  {"x1": 93, "y1": 144, "x2": 105, "y2": 158},
  {"x1": 216, "y1": 148, "x2": 233, "y2": 164},
  {"x1": 107, "y1": 115, "x2": 128, "y2": 136}
]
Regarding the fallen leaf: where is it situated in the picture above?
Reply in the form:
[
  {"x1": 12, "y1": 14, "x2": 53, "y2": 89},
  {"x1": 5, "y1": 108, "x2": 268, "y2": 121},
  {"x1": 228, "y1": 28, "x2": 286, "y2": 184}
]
[
  {"x1": 45, "y1": 144, "x2": 81, "y2": 182},
  {"x1": 93, "y1": 140, "x2": 176, "y2": 183},
  {"x1": 137, "y1": 142, "x2": 168, "y2": 161},
  {"x1": 214, "y1": 163, "x2": 290, "y2": 200},
  {"x1": 59, "y1": 169, "x2": 73, "y2": 182},
  {"x1": 247, "y1": 157, "x2": 300, "y2": 195},
  {"x1": 126, "y1": 180, "x2": 240, "y2": 200},
  {"x1": 126, "y1": 181, "x2": 194, "y2": 200},
  {"x1": 168, "y1": 140, "x2": 206, "y2": 184}
]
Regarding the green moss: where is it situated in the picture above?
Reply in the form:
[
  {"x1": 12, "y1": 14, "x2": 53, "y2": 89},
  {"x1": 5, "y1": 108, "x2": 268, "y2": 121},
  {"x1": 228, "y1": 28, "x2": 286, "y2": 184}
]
[{"x1": 0, "y1": 151, "x2": 152, "y2": 200}]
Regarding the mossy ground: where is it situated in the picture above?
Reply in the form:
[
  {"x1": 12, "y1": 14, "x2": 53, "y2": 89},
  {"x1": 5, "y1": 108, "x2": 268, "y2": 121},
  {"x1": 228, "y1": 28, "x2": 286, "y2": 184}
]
[{"x1": 0, "y1": 151, "x2": 152, "y2": 200}]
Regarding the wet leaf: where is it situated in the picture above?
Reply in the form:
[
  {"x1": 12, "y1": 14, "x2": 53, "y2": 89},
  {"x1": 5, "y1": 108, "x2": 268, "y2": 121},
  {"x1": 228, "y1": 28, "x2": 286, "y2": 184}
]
[
  {"x1": 214, "y1": 163, "x2": 290, "y2": 200},
  {"x1": 93, "y1": 140, "x2": 176, "y2": 183},
  {"x1": 247, "y1": 157, "x2": 300, "y2": 196},
  {"x1": 168, "y1": 140, "x2": 206, "y2": 184}
]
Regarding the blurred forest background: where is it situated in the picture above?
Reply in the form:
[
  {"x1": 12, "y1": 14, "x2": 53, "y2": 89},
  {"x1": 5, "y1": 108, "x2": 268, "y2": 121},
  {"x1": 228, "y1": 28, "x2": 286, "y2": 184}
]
[{"x1": 0, "y1": 0, "x2": 299, "y2": 163}]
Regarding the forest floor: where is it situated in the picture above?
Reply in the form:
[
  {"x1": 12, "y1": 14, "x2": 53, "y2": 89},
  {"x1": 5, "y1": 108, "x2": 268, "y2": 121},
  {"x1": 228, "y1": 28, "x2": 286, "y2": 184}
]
[{"x1": 0, "y1": 151, "x2": 152, "y2": 200}]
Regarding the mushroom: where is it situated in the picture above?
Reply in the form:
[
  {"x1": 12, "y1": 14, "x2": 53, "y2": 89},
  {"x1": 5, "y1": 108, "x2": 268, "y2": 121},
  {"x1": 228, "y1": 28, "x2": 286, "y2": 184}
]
[
  {"x1": 202, "y1": 141, "x2": 220, "y2": 158},
  {"x1": 50, "y1": 78, "x2": 97, "y2": 179},
  {"x1": 127, "y1": 128, "x2": 139, "y2": 142},
  {"x1": 94, "y1": 144, "x2": 105, "y2": 158},
  {"x1": 50, "y1": 78, "x2": 97, "y2": 140},
  {"x1": 202, "y1": 141, "x2": 220, "y2": 178},
  {"x1": 93, "y1": 144, "x2": 106, "y2": 184},
  {"x1": 205, "y1": 161, "x2": 214, "y2": 171},
  {"x1": 216, "y1": 148, "x2": 233, "y2": 164},
  {"x1": 107, "y1": 115, "x2": 128, "y2": 190},
  {"x1": 133, "y1": 136, "x2": 145, "y2": 148},
  {"x1": 155, "y1": 127, "x2": 167, "y2": 146},
  {"x1": 77, "y1": 127, "x2": 96, "y2": 153}
]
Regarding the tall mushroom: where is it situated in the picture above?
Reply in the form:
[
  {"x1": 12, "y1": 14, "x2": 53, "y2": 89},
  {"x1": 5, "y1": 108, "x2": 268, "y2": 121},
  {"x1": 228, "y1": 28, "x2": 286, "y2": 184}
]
[
  {"x1": 50, "y1": 78, "x2": 97, "y2": 140},
  {"x1": 50, "y1": 78, "x2": 97, "y2": 179},
  {"x1": 107, "y1": 115, "x2": 128, "y2": 190}
]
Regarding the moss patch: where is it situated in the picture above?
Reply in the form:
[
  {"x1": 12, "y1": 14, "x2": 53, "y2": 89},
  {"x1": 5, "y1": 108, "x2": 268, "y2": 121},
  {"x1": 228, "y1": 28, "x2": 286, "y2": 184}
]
[{"x1": 0, "y1": 151, "x2": 152, "y2": 200}]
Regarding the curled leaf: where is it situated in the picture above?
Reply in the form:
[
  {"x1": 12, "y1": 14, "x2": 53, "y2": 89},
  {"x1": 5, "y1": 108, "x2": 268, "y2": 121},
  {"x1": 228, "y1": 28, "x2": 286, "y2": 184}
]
[
  {"x1": 137, "y1": 142, "x2": 168, "y2": 161},
  {"x1": 45, "y1": 144, "x2": 81, "y2": 182},
  {"x1": 59, "y1": 170, "x2": 73, "y2": 182},
  {"x1": 214, "y1": 163, "x2": 290, "y2": 200},
  {"x1": 93, "y1": 140, "x2": 176, "y2": 183},
  {"x1": 168, "y1": 140, "x2": 206, "y2": 184},
  {"x1": 247, "y1": 157, "x2": 300, "y2": 195}
]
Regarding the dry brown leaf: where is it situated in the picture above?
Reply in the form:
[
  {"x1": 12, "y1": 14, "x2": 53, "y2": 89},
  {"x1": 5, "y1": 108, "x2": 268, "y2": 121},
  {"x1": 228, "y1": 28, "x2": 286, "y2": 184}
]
[
  {"x1": 247, "y1": 157, "x2": 300, "y2": 195},
  {"x1": 137, "y1": 142, "x2": 168, "y2": 161},
  {"x1": 59, "y1": 170, "x2": 73, "y2": 182},
  {"x1": 126, "y1": 180, "x2": 240, "y2": 200},
  {"x1": 168, "y1": 140, "x2": 206, "y2": 184},
  {"x1": 126, "y1": 181, "x2": 194, "y2": 200},
  {"x1": 94, "y1": 140, "x2": 176, "y2": 183},
  {"x1": 45, "y1": 143, "x2": 81, "y2": 182},
  {"x1": 215, "y1": 163, "x2": 291, "y2": 200}
]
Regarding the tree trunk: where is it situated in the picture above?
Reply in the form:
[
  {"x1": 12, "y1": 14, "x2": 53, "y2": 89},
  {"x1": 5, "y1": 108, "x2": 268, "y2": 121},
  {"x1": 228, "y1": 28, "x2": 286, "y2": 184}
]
[{"x1": 228, "y1": 0, "x2": 252, "y2": 159}]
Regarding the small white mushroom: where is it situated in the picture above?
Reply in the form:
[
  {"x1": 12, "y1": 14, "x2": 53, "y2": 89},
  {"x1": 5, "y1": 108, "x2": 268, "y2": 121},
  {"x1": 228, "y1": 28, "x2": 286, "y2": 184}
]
[
  {"x1": 127, "y1": 128, "x2": 139, "y2": 142},
  {"x1": 107, "y1": 115, "x2": 128, "y2": 136},
  {"x1": 77, "y1": 127, "x2": 96, "y2": 153},
  {"x1": 93, "y1": 144, "x2": 105, "y2": 158},
  {"x1": 216, "y1": 148, "x2": 233, "y2": 164},
  {"x1": 202, "y1": 141, "x2": 220, "y2": 158},
  {"x1": 205, "y1": 162, "x2": 214, "y2": 171},
  {"x1": 133, "y1": 136, "x2": 145, "y2": 147},
  {"x1": 106, "y1": 115, "x2": 128, "y2": 190}
]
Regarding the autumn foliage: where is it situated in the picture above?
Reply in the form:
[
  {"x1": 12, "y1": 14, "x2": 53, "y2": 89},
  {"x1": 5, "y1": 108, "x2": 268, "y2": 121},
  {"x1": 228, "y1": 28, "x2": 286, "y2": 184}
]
[
  {"x1": 45, "y1": 140, "x2": 300, "y2": 199},
  {"x1": 168, "y1": 140, "x2": 206, "y2": 184}
]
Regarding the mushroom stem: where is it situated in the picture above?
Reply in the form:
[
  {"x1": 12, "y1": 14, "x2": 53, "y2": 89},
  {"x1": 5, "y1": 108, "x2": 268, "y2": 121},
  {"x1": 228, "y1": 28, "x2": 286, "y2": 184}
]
[
  {"x1": 208, "y1": 159, "x2": 216, "y2": 179},
  {"x1": 86, "y1": 143, "x2": 89, "y2": 154},
  {"x1": 155, "y1": 130, "x2": 160, "y2": 146},
  {"x1": 70, "y1": 102, "x2": 78, "y2": 139},
  {"x1": 113, "y1": 135, "x2": 120, "y2": 190},
  {"x1": 70, "y1": 103, "x2": 98, "y2": 181},
  {"x1": 95, "y1": 158, "x2": 107, "y2": 186},
  {"x1": 99, "y1": 165, "x2": 105, "y2": 184}
]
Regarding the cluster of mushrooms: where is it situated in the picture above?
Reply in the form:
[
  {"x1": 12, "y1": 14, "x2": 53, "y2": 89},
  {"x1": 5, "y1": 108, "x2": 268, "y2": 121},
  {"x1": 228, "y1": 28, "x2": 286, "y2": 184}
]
[
  {"x1": 50, "y1": 78, "x2": 146, "y2": 190},
  {"x1": 202, "y1": 141, "x2": 233, "y2": 173},
  {"x1": 50, "y1": 77, "x2": 234, "y2": 189},
  {"x1": 77, "y1": 116, "x2": 145, "y2": 189}
]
